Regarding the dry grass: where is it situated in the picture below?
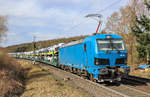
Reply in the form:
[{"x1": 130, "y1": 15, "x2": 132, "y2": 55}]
[
  {"x1": 18, "y1": 60, "x2": 90, "y2": 97},
  {"x1": 130, "y1": 68, "x2": 150, "y2": 79},
  {"x1": 0, "y1": 47, "x2": 24, "y2": 97},
  {"x1": 0, "y1": 48, "x2": 22, "y2": 74}
]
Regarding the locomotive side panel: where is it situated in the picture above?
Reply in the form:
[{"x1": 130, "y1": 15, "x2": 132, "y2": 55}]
[{"x1": 59, "y1": 43, "x2": 85, "y2": 69}]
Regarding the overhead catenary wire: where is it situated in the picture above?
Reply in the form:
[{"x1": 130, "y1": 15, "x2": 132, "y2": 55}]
[
  {"x1": 96, "y1": 0, "x2": 123, "y2": 13},
  {"x1": 97, "y1": 0, "x2": 123, "y2": 33},
  {"x1": 63, "y1": 0, "x2": 123, "y2": 34},
  {"x1": 63, "y1": 18, "x2": 91, "y2": 33}
]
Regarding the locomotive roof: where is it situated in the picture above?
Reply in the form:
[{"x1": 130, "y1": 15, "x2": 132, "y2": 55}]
[
  {"x1": 84, "y1": 34, "x2": 122, "y2": 41},
  {"x1": 61, "y1": 34, "x2": 122, "y2": 48}
]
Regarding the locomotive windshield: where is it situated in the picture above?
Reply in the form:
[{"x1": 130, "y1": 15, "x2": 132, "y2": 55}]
[{"x1": 97, "y1": 39, "x2": 125, "y2": 51}]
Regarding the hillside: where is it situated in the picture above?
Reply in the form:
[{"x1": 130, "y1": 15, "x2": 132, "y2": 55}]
[{"x1": 6, "y1": 35, "x2": 88, "y2": 52}]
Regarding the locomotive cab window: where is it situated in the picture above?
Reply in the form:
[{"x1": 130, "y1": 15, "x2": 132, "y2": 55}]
[
  {"x1": 97, "y1": 39, "x2": 125, "y2": 51},
  {"x1": 84, "y1": 43, "x2": 86, "y2": 51}
]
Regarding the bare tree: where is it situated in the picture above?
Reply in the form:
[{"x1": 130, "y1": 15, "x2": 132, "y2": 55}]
[
  {"x1": 105, "y1": 12, "x2": 121, "y2": 33},
  {"x1": 0, "y1": 16, "x2": 8, "y2": 44},
  {"x1": 104, "y1": 0, "x2": 138, "y2": 34}
]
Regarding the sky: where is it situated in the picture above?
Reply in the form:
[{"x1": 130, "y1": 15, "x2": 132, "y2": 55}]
[{"x1": 0, "y1": 0, "x2": 128, "y2": 47}]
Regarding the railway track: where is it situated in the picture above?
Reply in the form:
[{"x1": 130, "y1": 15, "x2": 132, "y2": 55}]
[
  {"x1": 120, "y1": 77, "x2": 150, "y2": 96},
  {"x1": 36, "y1": 62, "x2": 150, "y2": 97},
  {"x1": 127, "y1": 76, "x2": 150, "y2": 85},
  {"x1": 106, "y1": 83, "x2": 150, "y2": 97}
]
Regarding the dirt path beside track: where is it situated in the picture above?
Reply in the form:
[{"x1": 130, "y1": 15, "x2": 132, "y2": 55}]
[{"x1": 18, "y1": 60, "x2": 90, "y2": 97}]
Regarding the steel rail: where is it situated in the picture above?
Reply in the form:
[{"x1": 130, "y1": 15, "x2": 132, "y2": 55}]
[
  {"x1": 128, "y1": 76, "x2": 150, "y2": 85},
  {"x1": 121, "y1": 77, "x2": 150, "y2": 95},
  {"x1": 29, "y1": 60, "x2": 150, "y2": 97},
  {"x1": 38, "y1": 63, "x2": 131, "y2": 97},
  {"x1": 121, "y1": 84, "x2": 150, "y2": 96}
]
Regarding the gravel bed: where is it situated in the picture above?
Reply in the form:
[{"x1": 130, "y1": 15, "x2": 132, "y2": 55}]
[
  {"x1": 107, "y1": 84, "x2": 150, "y2": 97},
  {"x1": 38, "y1": 63, "x2": 125, "y2": 97},
  {"x1": 121, "y1": 78, "x2": 150, "y2": 96}
]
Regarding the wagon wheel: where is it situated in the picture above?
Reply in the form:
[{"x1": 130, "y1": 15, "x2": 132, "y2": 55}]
[
  {"x1": 77, "y1": 69, "x2": 81, "y2": 76},
  {"x1": 73, "y1": 68, "x2": 77, "y2": 74},
  {"x1": 90, "y1": 74, "x2": 97, "y2": 82},
  {"x1": 70, "y1": 67, "x2": 73, "y2": 73},
  {"x1": 61, "y1": 65, "x2": 64, "y2": 70}
]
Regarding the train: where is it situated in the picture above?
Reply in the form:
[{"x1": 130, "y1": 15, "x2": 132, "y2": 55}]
[{"x1": 9, "y1": 34, "x2": 130, "y2": 82}]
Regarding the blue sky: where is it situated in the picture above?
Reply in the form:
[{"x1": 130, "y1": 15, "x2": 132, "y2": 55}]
[{"x1": 0, "y1": 0, "x2": 128, "y2": 47}]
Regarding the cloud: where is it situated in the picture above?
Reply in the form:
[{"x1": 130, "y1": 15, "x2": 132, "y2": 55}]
[
  {"x1": 0, "y1": 0, "x2": 129, "y2": 47},
  {"x1": 42, "y1": 0, "x2": 90, "y2": 5},
  {"x1": 0, "y1": 0, "x2": 43, "y2": 18},
  {"x1": 0, "y1": 0, "x2": 85, "y2": 28},
  {"x1": 0, "y1": 0, "x2": 85, "y2": 18}
]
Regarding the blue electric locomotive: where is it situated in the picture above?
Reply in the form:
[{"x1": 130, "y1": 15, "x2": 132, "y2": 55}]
[{"x1": 59, "y1": 34, "x2": 130, "y2": 82}]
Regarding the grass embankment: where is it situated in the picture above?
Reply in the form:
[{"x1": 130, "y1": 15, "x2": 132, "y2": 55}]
[
  {"x1": 0, "y1": 48, "x2": 24, "y2": 97},
  {"x1": 18, "y1": 60, "x2": 89, "y2": 97},
  {"x1": 130, "y1": 69, "x2": 150, "y2": 79}
]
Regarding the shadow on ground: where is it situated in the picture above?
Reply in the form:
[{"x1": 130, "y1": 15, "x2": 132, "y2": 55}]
[{"x1": 103, "y1": 76, "x2": 150, "y2": 86}]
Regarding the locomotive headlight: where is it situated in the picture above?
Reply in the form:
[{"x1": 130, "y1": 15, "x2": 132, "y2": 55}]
[
  {"x1": 120, "y1": 54, "x2": 125, "y2": 57},
  {"x1": 95, "y1": 58, "x2": 99, "y2": 65},
  {"x1": 106, "y1": 35, "x2": 112, "y2": 39},
  {"x1": 95, "y1": 61, "x2": 99, "y2": 65},
  {"x1": 124, "y1": 58, "x2": 127, "y2": 65}
]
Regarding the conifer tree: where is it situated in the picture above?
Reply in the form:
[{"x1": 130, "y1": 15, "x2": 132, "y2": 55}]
[{"x1": 131, "y1": 0, "x2": 150, "y2": 63}]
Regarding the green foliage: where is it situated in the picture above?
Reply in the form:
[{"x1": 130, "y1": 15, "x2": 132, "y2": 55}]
[
  {"x1": 147, "y1": 44, "x2": 150, "y2": 57},
  {"x1": 15, "y1": 46, "x2": 28, "y2": 52},
  {"x1": 145, "y1": 0, "x2": 150, "y2": 10},
  {"x1": 136, "y1": 45, "x2": 147, "y2": 61},
  {"x1": 131, "y1": 0, "x2": 150, "y2": 63},
  {"x1": 136, "y1": 33, "x2": 150, "y2": 45}
]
